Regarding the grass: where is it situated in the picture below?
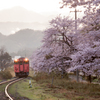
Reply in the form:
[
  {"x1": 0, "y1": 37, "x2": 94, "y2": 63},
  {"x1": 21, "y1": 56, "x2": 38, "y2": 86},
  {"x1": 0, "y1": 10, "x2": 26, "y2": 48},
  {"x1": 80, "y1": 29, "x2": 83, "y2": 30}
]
[
  {"x1": 1, "y1": 68, "x2": 100, "y2": 100},
  {"x1": 0, "y1": 83, "x2": 8, "y2": 91},
  {"x1": 0, "y1": 80, "x2": 2, "y2": 82},
  {"x1": 32, "y1": 72, "x2": 100, "y2": 100},
  {"x1": 29, "y1": 68, "x2": 34, "y2": 77},
  {"x1": 9, "y1": 78, "x2": 63, "y2": 100},
  {"x1": 8, "y1": 74, "x2": 100, "y2": 100}
]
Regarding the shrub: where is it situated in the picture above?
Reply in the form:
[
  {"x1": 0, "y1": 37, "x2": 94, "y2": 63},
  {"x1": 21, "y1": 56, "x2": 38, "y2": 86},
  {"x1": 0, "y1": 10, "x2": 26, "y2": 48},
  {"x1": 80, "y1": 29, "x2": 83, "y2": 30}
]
[
  {"x1": 33, "y1": 72, "x2": 51, "y2": 82},
  {"x1": 92, "y1": 79, "x2": 98, "y2": 82},
  {"x1": 0, "y1": 70, "x2": 12, "y2": 79},
  {"x1": 33, "y1": 71, "x2": 69, "y2": 82}
]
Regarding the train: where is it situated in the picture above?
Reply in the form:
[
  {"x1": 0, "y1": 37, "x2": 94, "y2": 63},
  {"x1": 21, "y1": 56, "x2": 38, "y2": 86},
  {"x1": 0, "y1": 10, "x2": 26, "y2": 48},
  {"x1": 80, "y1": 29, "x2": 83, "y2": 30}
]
[{"x1": 14, "y1": 57, "x2": 29, "y2": 77}]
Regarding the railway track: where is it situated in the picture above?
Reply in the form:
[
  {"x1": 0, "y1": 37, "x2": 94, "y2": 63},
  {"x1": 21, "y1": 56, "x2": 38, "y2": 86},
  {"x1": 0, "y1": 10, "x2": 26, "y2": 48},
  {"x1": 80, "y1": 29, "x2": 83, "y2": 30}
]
[
  {"x1": 0, "y1": 77, "x2": 18, "y2": 85},
  {"x1": 0, "y1": 78, "x2": 24, "y2": 100}
]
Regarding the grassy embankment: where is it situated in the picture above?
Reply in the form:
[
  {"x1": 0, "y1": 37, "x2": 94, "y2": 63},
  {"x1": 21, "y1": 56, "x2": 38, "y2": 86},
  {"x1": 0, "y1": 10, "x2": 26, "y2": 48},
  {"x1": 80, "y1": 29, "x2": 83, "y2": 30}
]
[
  {"x1": 8, "y1": 71, "x2": 100, "y2": 100},
  {"x1": 0, "y1": 67, "x2": 100, "y2": 100}
]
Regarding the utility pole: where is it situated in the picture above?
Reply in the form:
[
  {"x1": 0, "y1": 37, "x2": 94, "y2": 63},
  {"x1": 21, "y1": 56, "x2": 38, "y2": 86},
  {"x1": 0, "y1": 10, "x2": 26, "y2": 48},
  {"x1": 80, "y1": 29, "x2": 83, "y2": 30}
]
[
  {"x1": 70, "y1": 7, "x2": 81, "y2": 34},
  {"x1": 53, "y1": 33, "x2": 65, "y2": 78},
  {"x1": 75, "y1": 8, "x2": 77, "y2": 34},
  {"x1": 70, "y1": 7, "x2": 81, "y2": 82}
]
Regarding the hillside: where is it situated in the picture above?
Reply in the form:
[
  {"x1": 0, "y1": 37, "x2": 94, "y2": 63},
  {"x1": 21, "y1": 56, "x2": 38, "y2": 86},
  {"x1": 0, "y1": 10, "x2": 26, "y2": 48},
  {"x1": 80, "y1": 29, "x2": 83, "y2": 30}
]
[
  {"x1": 0, "y1": 6, "x2": 46, "y2": 23},
  {"x1": 0, "y1": 29, "x2": 44, "y2": 56},
  {"x1": 0, "y1": 6, "x2": 50, "y2": 35},
  {"x1": 0, "y1": 22, "x2": 48, "y2": 35}
]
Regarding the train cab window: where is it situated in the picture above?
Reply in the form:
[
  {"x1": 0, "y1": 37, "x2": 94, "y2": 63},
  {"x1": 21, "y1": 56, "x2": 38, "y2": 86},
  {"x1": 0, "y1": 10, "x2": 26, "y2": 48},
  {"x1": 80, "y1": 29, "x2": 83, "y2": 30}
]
[
  {"x1": 14, "y1": 61, "x2": 19, "y2": 64},
  {"x1": 24, "y1": 61, "x2": 29, "y2": 64}
]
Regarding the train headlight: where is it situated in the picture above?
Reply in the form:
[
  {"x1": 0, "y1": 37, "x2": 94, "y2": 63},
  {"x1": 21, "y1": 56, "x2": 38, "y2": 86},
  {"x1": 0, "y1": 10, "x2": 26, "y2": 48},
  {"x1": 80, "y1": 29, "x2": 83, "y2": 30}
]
[
  {"x1": 25, "y1": 58, "x2": 28, "y2": 62},
  {"x1": 14, "y1": 59, "x2": 18, "y2": 62}
]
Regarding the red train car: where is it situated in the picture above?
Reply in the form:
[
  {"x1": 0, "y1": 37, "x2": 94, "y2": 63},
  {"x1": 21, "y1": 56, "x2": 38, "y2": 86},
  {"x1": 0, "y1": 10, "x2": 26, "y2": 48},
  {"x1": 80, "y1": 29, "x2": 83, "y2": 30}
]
[{"x1": 14, "y1": 57, "x2": 29, "y2": 77}]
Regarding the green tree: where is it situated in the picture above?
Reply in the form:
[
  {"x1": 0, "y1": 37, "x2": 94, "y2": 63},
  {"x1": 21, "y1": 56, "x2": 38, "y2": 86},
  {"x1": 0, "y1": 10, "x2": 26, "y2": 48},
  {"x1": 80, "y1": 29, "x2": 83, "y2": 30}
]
[{"x1": 0, "y1": 47, "x2": 11, "y2": 71}]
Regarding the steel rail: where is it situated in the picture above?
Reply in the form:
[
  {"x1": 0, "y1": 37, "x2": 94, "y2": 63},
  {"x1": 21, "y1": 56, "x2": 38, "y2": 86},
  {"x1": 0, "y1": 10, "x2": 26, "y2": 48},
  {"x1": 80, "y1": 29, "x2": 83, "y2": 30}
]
[
  {"x1": 5, "y1": 78, "x2": 24, "y2": 100},
  {"x1": 0, "y1": 78, "x2": 18, "y2": 85}
]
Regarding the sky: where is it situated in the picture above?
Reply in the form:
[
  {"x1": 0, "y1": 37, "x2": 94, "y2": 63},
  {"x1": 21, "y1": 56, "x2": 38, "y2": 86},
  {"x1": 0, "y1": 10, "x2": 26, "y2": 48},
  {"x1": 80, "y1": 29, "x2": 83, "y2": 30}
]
[
  {"x1": 0, "y1": 0, "x2": 83, "y2": 35},
  {"x1": 0, "y1": 0, "x2": 84, "y2": 19},
  {"x1": 0, "y1": 0, "x2": 84, "y2": 52},
  {"x1": 0, "y1": 0, "x2": 68, "y2": 14}
]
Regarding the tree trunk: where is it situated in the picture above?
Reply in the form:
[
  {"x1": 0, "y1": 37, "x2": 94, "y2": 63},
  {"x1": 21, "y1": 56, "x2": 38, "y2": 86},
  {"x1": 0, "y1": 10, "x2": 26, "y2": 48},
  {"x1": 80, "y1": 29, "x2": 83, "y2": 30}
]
[
  {"x1": 51, "y1": 76, "x2": 54, "y2": 87},
  {"x1": 89, "y1": 75, "x2": 92, "y2": 83},
  {"x1": 76, "y1": 69, "x2": 79, "y2": 82}
]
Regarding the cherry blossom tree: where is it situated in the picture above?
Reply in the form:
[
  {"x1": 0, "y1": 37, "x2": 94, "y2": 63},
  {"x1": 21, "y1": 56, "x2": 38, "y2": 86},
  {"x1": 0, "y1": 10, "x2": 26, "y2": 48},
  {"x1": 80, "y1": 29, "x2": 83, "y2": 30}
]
[
  {"x1": 61, "y1": 0, "x2": 99, "y2": 8},
  {"x1": 80, "y1": 3, "x2": 100, "y2": 33},
  {"x1": 31, "y1": 0, "x2": 100, "y2": 81},
  {"x1": 43, "y1": 15, "x2": 76, "y2": 52},
  {"x1": 31, "y1": 15, "x2": 74, "y2": 74},
  {"x1": 31, "y1": 44, "x2": 72, "y2": 73},
  {"x1": 61, "y1": 0, "x2": 100, "y2": 33},
  {"x1": 67, "y1": 28, "x2": 100, "y2": 82},
  {"x1": 61, "y1": 0, "x2": 100, "y2": 79}
]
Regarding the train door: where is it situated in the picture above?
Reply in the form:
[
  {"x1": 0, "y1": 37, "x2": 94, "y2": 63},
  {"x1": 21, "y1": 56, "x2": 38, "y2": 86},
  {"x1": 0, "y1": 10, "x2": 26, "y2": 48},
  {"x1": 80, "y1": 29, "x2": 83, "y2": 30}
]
[{"x1": 19, "y1": 61, "x2": 24, "y2": 72}]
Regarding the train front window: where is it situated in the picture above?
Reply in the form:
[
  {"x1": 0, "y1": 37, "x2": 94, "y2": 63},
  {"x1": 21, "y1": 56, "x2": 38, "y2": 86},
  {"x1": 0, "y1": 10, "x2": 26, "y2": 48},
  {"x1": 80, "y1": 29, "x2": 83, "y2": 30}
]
[
  {"x1": 14, "y1": 61, "x2": 19, "y2": 64},
  {"x1": 24, "y1": 61, "x2": 29, "y2": 64}
]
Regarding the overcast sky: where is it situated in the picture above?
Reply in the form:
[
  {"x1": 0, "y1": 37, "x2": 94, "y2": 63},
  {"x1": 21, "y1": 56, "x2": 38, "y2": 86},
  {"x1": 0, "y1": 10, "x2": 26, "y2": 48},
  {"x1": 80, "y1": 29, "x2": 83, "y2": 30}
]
[
  {"x1": 0, "y1": 0, "x2": 69, "y2": 14},
  {"x1": 0, "y1": 0, "x2": 84, "y2": 35}
]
